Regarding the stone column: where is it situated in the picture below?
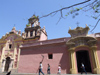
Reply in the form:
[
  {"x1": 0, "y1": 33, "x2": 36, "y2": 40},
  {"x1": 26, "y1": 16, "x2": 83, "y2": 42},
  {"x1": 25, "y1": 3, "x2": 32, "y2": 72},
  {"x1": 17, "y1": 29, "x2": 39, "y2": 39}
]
[
  {"x1": 69, "y1": 48, "x2": 77, "y2": 74},
  {"x1": 1, "y1": 45, "x2": 5, "y2": 62},
  {"x1": 17, "y1": 47, "x2": 21, "y2": 68},
  {"x1": 0, "y1": 44, "x2": 6, "y2": 71},
  {"x1": 28, "y1": 31, "x2": 30, "y2": 37},
  {"x1": 22, "y1": 33, "x2": 26, "y2": 38},
  {"x1": 13, "y1": 44, "x2": 17, "y2": 68},
  {"x1": 25, "y1": 32, "x2": 28, "y2": 38},
  {"x1": 33, "y1": 31, "x2": 35, "y2": 37},
  {"x1": 91, "y1": 46, "x2": 100, "y2": 74},
  {"x1": 0, "y1": 45, "x2": 5, "y2": 72},
  {"x1": 2, "y1": 59, "x2": 6, "y2": 72}
]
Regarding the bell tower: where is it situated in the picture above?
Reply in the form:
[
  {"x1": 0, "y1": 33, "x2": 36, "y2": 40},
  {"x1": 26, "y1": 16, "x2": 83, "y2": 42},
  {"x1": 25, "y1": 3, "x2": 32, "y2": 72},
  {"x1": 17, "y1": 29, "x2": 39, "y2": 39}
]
[
  {"x1": 28, "y1": 15, "x2": 39, "y2": 27},
  {"x1": 25, "y1": 15, "x2": 41, "y2": 39},
  {"x1": 24, "y1": 15, "x2": 47, "y2": 40}
]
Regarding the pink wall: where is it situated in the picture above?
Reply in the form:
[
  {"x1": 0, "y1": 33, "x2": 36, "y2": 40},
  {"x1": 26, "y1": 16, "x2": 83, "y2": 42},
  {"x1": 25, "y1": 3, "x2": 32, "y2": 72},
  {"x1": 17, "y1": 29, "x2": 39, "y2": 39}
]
[
  {"x1": 39, "y1": 31, "x2": 47, "y2": 41},
  {"x1": 18, "y1": 43, "x2": 70, "y2": 74}
]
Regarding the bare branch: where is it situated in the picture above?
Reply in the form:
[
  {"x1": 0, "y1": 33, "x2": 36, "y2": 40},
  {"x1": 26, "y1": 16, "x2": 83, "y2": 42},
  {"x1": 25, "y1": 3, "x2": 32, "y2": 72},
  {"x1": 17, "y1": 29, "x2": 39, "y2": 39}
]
[
  {"x1": 56, "y1": 10, "x2": 63, "y2": 25},
  {"x1": 50, "y1": 12, "x2": 57, "y2": 17},
  {"x1": 97, "y1": 14, "x2": 100, "y2": 18},
  {"x1": 82, "y1": 0, "x2": 97, "y2": 8},
  {"x1": 56, "y1": 16, "x2": 62, "y2": 25},
  {"x1": 90, "y1": 19, "x2": 100, "y2": 32},
  {"x1": 39, "y1": 0, "x2": 90, "y2": 19},
  {"x1": 56, "y1": 10, "x2": 65, "y2": 25}
]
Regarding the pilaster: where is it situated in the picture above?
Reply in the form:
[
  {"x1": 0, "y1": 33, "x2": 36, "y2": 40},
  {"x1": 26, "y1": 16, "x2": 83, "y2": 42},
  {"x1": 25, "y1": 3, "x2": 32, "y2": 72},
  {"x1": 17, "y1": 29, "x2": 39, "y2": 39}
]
[
  {"x1": 28, "y1": 31, "x2": 30, "y2": 37},
  {"x1": 91, "y1": 46, "x2": 100, "y2": 74},
  {"x1": 1, "y1": 44, "x2": 6, "y2": 62},
  {"x1": 33, "y1": 31, "x2": 35, "y2": 37},
  {"x1": 69, "y1": 48, "x2": 77, "y2": 74},
  {"x1": 24, "y1": 33, "x2": 26, "y2": 38},
  {"x1": 13, "y1": 44, "x2": 17, "y2": 68},
  {"x1": 2, "y1": 59, "x2": 6, "y2": 72},
  {"x1": 17, "y1": 43, "x2": 22, "y2": 68}
]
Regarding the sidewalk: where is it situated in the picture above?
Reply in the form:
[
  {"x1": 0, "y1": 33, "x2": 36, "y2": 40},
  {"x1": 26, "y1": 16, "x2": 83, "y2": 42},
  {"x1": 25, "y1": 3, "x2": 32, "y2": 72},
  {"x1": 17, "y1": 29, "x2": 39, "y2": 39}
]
[{"x1": 0, "y1": 73, "x2": 100, "y2": 75}]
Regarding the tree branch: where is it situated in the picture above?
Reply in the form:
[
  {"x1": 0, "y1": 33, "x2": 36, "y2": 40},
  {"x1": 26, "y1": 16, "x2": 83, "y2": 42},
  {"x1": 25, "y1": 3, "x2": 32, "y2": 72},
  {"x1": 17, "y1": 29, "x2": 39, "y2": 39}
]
[
  {"x1": 90, "y1": 19, "x2": 100, "y2": 32},
  {"x1": 39, "y1": 0, "x2": 90, "y2": 19}
]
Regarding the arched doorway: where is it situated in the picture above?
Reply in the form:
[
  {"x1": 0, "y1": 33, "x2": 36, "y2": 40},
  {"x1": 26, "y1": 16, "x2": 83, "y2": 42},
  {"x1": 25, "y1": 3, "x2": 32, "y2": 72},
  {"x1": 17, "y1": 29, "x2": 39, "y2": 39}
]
[
  {"x1": 4, "y1": 57, "x2": 11, "y2": 72},
  {"x1": 76, "y1": 50, "x2": 92, "y2": 73}
]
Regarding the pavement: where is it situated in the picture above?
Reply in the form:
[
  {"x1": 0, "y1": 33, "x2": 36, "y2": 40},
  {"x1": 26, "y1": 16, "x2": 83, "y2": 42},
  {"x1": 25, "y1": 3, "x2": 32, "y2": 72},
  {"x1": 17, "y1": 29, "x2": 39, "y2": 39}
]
[{"x1": 0, "y1": 73, "x2": 100, "y2": 75}]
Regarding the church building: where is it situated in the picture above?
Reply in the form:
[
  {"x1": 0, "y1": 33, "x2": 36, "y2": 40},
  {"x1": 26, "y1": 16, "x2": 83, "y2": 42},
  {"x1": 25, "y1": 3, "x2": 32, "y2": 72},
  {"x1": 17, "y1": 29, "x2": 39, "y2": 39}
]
[{"x1": 0, "y1": 15, "x2": 100, "y2": 74}]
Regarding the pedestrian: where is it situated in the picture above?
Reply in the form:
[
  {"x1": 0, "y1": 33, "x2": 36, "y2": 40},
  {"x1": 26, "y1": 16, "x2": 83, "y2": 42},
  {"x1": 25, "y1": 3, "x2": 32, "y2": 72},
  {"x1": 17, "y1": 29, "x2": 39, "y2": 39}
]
[
  {"x1": 81, "y1": 63, "x2": 87, "y2": 74},
  {"x1": 47, "y1": 64, "x2": 50, "y2": 74},
  {"x1": 57, "y1": 64, "x2": 61, "y2": 75},
  {"x1": 39, "y1": 62, "x2": 44, "y2": 75}
]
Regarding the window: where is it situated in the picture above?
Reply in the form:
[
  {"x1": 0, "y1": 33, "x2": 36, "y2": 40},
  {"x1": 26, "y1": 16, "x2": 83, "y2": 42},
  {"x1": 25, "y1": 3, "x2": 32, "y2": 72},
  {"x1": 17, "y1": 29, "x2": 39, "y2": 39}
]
[
  {"x1": 26, "y1": 31, "x2": 28, "y2": 37},
  {"x1": 30, "y1": 31, "x2": 33, "y2": 37},
  {"x1": 9, "y1": 44, "x2": 12, "y2": 49},
  {"x1": 48, "y1": 54, "x2": 53, "y2": 59}
]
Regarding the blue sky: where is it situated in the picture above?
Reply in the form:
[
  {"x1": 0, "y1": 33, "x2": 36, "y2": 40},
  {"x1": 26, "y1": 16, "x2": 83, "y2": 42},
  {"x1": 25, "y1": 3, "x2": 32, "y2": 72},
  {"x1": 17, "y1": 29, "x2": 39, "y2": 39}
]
[{"x1": 0, "y1": 0, "x2": 100, "y2": 39}]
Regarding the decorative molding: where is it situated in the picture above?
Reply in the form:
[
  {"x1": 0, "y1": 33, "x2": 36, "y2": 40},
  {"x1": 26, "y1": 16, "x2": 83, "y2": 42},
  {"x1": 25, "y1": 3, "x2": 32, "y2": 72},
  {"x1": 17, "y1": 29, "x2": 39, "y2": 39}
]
[
  {"x1": 68, "y1": 26, "x2": 89, "y2": 38},
  {"x1": 0, "y1": 41, "x2": 7, "y2": 44},
  {"x1": 14, "y1": 37, "x2": 22, "y2": 42},
  {"x1": 66, "y1": 36, "x2": 97, "y2": 49},
  {"x1": 4, "y1": 52, "x2": 13, "y2": 59},
  {"x1": 0, "y1": 33, "x2": 22, "y2": 42}
]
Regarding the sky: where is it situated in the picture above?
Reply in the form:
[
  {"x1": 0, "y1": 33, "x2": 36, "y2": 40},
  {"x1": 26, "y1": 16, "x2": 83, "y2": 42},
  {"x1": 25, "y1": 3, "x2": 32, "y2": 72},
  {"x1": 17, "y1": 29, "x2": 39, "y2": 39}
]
[{"x1": 0, "y1": 0, "x2": 100, "y2": 40}]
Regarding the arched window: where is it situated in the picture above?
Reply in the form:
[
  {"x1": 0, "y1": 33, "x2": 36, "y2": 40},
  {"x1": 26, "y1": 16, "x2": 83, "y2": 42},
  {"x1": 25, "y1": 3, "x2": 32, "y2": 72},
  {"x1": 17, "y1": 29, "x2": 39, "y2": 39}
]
[{"x1": 9, "y1": 44, "x2": 12, "y2": 49}]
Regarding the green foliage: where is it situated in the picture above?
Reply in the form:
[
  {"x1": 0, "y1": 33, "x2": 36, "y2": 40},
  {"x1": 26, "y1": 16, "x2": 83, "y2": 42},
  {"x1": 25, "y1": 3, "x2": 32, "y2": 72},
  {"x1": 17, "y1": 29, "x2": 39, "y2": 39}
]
[
  {"x1": 65, "y1": 7, "x2": 82, "y2": 17},
  {"x1": 76, "y1": 8, "x2": 80, "y2": 11},
  {"x1": 92, "y1": 16, "x2": 97, "y2": 19},
  {"x1": 93, "y1": 4, "x2": 99, "y2": 10},
  {"x1": 80, "y1": 8, "x2": 82, "y2": 9},
  {"x1": 34, "y1": 16, "x2": 37, "y2": 19},
  {"x1": 34, "y1": 16, "x2": 39, "y2": 19},
  {"x1": 75, "y1": 8, "x2": 78, "y2": 9},
  {"x1": 94, "y1": 17, "x2": 97, "y2": 19},
  {"x1": 26, "y1": 24, "x2": 31, "y2": 27},
  {"x1": 93, "y1": 7, "x2": 95, "y2": 10},
  {"x1": 95, "y1": 10, "x2": 99, "y2": 13},
  {"x1": 96, "y1": 5, "x2": 99, "y2": 7},
  {"x1": 70, "y1": 10, "x2": 73, "y2": 14},
  {"x1": 77, "y1": 9, "x2": 80, "y2": 11}
]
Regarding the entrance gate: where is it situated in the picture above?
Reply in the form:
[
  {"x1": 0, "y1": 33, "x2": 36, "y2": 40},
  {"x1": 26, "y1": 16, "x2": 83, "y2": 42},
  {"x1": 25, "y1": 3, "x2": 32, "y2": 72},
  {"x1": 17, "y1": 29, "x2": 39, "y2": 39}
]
[
  {"x1": 66, "y1": 26, "x2": 100, "y2": 74},
  {"x1": 4, "y1": 57, "x2": 11, "y2": 72},
  {"x1": 76, "y1": 50, "x2": 92, "y2": 72}
]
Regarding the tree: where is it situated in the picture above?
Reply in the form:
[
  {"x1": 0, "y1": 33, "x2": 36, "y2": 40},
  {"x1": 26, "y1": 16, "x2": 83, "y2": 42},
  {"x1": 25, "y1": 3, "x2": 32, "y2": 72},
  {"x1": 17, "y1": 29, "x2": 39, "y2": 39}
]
[{"x1": 39, "y1": 0, "x2": 100, "y2": 32}]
